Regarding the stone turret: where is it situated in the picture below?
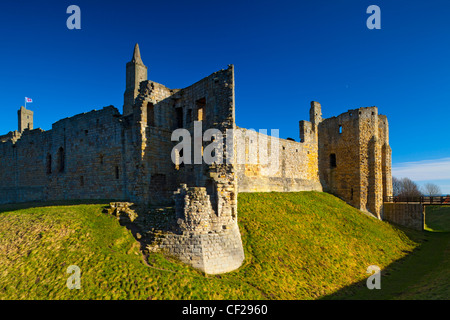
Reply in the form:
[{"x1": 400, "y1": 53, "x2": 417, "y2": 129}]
[
  {"x1": 310, "y1": 101, "x2": 322, "y2": 128},
  {"x1": 300, "y1": 101, "x2": 322, "y2": 144},
  {"x1": 18, "y1": 106, "x2": 33, "y2": 132},
  {"x1": 123, "y1": 44, "x2": 148, "y2": 116}
]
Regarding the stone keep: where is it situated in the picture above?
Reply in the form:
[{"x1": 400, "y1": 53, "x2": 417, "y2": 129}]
[{"x1": 0, "y1": 44, "x2": 393, "y2": 273}]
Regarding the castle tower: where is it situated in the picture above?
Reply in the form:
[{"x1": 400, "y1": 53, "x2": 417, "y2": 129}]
[
  {"x1": 310, "y1": 101, "x2": 322, "y2": 127},
  {"x1": 300, "y1": 101, "x2": 322, "y2": 143},
  {"x1": 18, "y1": 106, "x2": 33, "y2": 132},
  {"x1": 318, "y1": 107, "x2": 391, "y2": 219},
  {"x1": 123, "y1": 43, "x2": 148, "y2": 116}
]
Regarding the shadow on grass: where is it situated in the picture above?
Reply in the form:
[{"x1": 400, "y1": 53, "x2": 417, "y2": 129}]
[
  {"x1": 114, "y1": 204, "x2": 178, "y2": 261},
  {"x1": 321, "y1": 228, "x2": 449, "y2": 300},
  {"x1": 0, "y1": 199, "x2": 116, "y2": 214},
  {"x1": 323, "y1": 205, "x2": 450, "y2": 300}
]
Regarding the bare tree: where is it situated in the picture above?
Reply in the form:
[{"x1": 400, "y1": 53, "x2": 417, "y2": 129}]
[
  {"x1": 393, "y1": 177, "x2": 422, "y2": 197},
  {"x1": 392, "y1": 176, "x2": 402, "y2": 196},
  {"x1": 422, "y1": 183, "x2": 441, "y2": 196},
  {"x1": 399, "y1": 177, "x2": 422, "y2": 197}
]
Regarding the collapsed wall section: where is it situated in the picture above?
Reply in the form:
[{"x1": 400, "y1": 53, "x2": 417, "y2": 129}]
[
  {"x1": 156, "y1": 185, "x2": 245, "y2": 275},
  {"x1": 235, "y1": 128, "x2": 322, "y2": 192},
  {"x1": 127, "y1": 80, "x2": 178, "y2": 205},
  {"x1": 134, "y1": 65, "x2": 238, "y2": 214},
  {"x1": 236, "y1": 101, "x2": 322, "y2": 193},
  {"x1": 137, "y1": 66, "x2": 244, "y2": 274}
]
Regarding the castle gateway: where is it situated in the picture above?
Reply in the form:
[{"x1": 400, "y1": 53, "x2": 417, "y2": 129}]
[{"x1": 0, "y1": 44, "x2": 393, "y2": 273}]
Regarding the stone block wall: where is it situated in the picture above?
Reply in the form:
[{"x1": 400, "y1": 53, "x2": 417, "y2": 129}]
[
  {"x1": 156, "y1": 185, "x2": 245, "y2": 275},
  {"x1": 379, "y1": 115, "x2": 393, "y2": 201},
  {"x1": 235, "y1": 101, "x2": 322, "y2": 194},
  {"x1": 383, "y1": 203, "x2": 424, "y2": 231},
  {"x1": 174, "y1": 185, "x2": 214, "y2": 233},
  {"x1": 0, "y1": 106, "x2": 129, "y2": 204},
  {"x1": 235, "y1": 127, "x2": 322, "y2": 193},
  {"x1": 18, "y1": 106, "x2": 34, "y2": 132},
  {"x1": 318, "y1": 107, "x2": 392, "y2": 218},
  {"x1": 132, "y1": 66, "x2": 243, "y2": 273},
  {"x1": 0, "y1": 130, "x2": 21, "y2": 143},
  {"x1": 132, "y1": 65, "x2": 237, "y2": 213},
  {"x1": 156, "y1": 222, "x2": 245, "y2": 275}
]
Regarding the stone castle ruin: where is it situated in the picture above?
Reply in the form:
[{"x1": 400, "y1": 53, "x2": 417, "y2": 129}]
[{"x1": 0, "y1": 44, "x2": 393, "y2": 274}]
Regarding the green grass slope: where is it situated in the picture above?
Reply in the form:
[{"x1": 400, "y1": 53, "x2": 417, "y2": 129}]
[
  {"x1": 236, "y1": 192, "x2": 418, "y2": 299},
  {"x1": 328, "y1": 205, "x2": 450, "y2": 300},
  {"x1": 0, "y1": 192, "x2": 435, "y2": 300},
  {"x1": 425, "y1": 205, "x2": 450, "y2": 232}
]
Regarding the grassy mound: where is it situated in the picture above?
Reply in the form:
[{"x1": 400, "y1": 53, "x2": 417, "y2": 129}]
[
  {"x1": 329, "y1": 205, "x2": 450, "y2": 300},
  {"x1": 0, "y1": 192, "x2": 435, "y2": 300},
  {"x1": 236, "y1": 192, "x2": 418, "y2": 299},
  {"x1": 425, "y1": 205, "x2": 450, "y2": 232}
]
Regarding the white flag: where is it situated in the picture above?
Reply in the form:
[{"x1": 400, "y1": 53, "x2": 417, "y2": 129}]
[{"x1": 25, "y1": 97, "x2": 33, "y2": 103}]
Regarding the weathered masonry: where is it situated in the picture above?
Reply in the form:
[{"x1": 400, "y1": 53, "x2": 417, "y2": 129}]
[
  {"x1": 316, "y1": 104, "x2": 393, "y2": 220},
  {"x1": 0, "y1": 44, "x2": 393, "y2": 273},
  {"x1": 235, "y1": 101, "x2": 393, "y2": 220},
  {"x1": 383, "y1": 196, "x2": 450, "y2": 231}
]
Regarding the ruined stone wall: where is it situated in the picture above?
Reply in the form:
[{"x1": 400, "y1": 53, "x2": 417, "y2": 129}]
[
  {"x1": 0, "y1": 106, "x2": 129, "y2": 204},
  {"x1": 0, "y1": 128, "x2": 48, "y2": 203},
  {"x1": 378, "y1": 115, "x2": 393, "y2": 200},
  {"x1": 235, "y1": 128, "x2": 322, "y2": 193},
  {"x1": 157, "y1": 221, "x2": 245, "y2": 275},
  {"x1": 319, "y1": 109, "x2": 361, "y2": 209},
  {"x1": 383, "y1": 203, "x2": 424, "y2": 231},
  {"x1": 47, "y1": 106, "x2": 128, "y2": 201},
  {"x1": 170, "y1": 65, "x2": 237, "y2": 222},
  {"x1": 133, "y1": 66, "x2": 237, "y2": 214},
  {"x1": 155, "y1": 185, "x2": 245, "y2": 275},
  {"x1": 127, "y1": 80, "x2": 177, "y2": 205},
  {"x1": 0, "y1": 130, "x2": 21, "y2": 143},
  {"x1": 235, "y1": 101, "x2": 322, "y2": 194},
  {"x1": 136, "y1": 66, "x2": 243, "y2": 274},
  {"x1": 0, "y1": 48, "x2": 395, "y2": 274},
  {"x1": 318, "y1": 107, "x2": 391, "y2": 218}
]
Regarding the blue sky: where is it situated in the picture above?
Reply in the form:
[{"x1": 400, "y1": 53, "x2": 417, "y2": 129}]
[{"x1": 0, "y1": 0, "x2": 449, "y2": 193}]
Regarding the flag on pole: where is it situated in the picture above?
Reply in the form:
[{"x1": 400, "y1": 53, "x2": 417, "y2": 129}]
[{"x1": 25, "y1": 97, "x2": 33, "y2": 109}]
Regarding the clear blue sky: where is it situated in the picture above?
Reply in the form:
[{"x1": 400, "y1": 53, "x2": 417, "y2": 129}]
[{"x1": 1, "y1": 0, "x2": 450, "y2": 192}]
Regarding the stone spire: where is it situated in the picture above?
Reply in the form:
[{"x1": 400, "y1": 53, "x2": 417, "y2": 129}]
[
  {"x1": 124, "y1": 43, "x2": 148, "y2": 116},
  {"x1": 131, "y1": 43, "x2": 144, "y2": 65}
]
